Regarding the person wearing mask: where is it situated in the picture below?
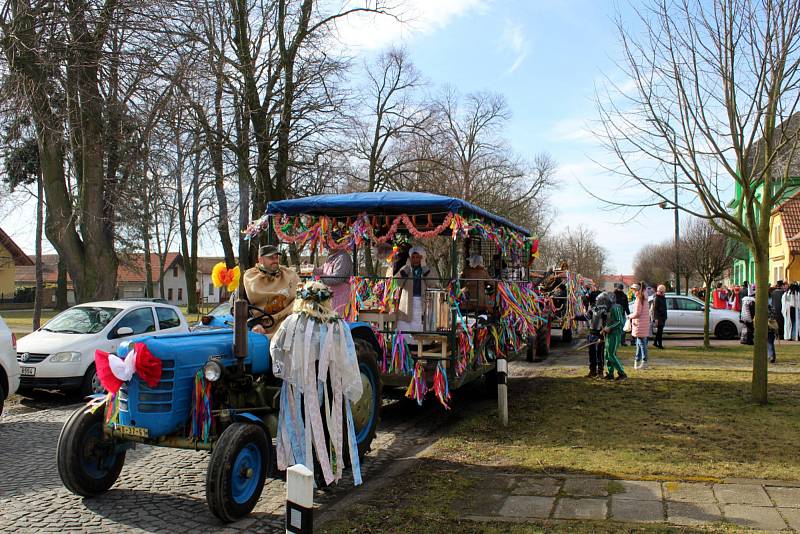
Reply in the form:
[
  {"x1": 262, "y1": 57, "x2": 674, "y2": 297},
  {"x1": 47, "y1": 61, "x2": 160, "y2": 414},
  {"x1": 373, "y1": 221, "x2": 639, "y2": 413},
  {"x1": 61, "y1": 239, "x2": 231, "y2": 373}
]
[
  {"x1": 614, "y1": 283, "x2": 631, "y2": 346},
  {"x1": 586, "y1": 291, "x2": 608, "y2": 378},
  {"x1": 602, "y1": 292, "x2": 628, "y2": 380},
  {"x1": 628, "y1": 283, "x2": 650, "y2": 369},
  {"x1": 313, "y1": 248, "x2": 353, "y2": 314},
  {"x1": 394, "y1": 246, "x2": 440, "y2": 335},
  {"x1": 243, "y1": 245, "x2": 302, "y2": 336},
  {"x1": 772, "y1": 280, "x2": 786, "y2": 340},
  {"x1": 650, "y1": 285, "x2": 668, "y2": 349}
]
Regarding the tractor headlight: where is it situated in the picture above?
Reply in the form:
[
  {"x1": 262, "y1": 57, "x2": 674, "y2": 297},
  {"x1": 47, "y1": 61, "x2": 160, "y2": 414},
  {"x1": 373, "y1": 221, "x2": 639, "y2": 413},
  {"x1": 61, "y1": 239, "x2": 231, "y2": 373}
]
[
  {"x1": 50, "y1": 351, "x2": 82, "y2": 363},
  {"x1": 203, "y1": 360, "x2": 223, "y2": 382}
]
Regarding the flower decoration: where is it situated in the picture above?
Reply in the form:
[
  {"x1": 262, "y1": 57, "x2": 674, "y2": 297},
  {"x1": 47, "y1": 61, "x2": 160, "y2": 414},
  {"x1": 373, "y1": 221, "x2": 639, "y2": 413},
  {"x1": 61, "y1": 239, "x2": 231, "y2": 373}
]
[{"x1": 211, "y1": 262, "x2": 240, "y2": 292}]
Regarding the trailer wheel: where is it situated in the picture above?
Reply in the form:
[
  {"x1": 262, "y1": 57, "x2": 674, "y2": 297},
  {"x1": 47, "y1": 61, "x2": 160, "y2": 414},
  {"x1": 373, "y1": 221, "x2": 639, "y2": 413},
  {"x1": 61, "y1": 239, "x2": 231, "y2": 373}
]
[
  {"x1": 206, "y1": 423, "x2": 270, "y2": 523},
  {"x1": 561, "y1": 328, "x2": 573, "y2": 343},
  {"x1": 536, "y1": 325, "x2": 551, "y2": 358},
  {"x1": 350, "y1": 338, "x2": 382, "y2": 459},
  {"x1": 57, "y1": 406, "x2": 126, "y2": 497}
]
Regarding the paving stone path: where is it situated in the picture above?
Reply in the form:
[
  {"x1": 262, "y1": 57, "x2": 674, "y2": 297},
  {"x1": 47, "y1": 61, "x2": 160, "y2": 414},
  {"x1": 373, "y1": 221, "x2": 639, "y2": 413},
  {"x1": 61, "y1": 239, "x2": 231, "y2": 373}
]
[
  {"x1": 0, "y1": 395, "x2": 454, "y2": 534},
  {"x1": 458, "y1": 472, "x2": 800, "y2": 531}
]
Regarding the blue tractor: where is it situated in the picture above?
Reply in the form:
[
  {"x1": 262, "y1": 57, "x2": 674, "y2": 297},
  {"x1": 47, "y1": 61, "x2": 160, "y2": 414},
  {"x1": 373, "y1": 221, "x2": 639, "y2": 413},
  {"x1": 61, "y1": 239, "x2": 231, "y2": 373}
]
[{"x1": 56, "y1": 303, "x2": 383, "y2": 523}]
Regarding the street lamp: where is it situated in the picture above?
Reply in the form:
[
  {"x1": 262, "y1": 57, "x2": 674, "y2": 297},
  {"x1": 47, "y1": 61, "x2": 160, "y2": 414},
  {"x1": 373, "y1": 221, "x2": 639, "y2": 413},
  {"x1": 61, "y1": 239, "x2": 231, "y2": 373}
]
[{"x1": 648, "y1": 117, "x2": 680, "y2": 295}]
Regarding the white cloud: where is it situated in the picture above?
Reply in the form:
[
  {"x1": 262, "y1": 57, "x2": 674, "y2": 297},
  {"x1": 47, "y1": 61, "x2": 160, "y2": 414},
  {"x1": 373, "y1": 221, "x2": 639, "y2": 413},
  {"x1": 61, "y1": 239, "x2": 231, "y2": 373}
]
[
  {"x1": 332, "y1": 0, "x2": 488, "y2": 52},
  {"x1": 499, "y1": 19, "x2": 529, "y2": 74}
]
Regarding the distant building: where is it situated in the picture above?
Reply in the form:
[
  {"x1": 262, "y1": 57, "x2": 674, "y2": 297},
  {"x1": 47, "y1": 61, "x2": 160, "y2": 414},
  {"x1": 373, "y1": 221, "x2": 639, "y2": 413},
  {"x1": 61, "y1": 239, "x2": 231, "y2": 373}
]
[
  {"x1": 0, "y1": 228, "x2": 33, "y2": 301},
  {"x1": 599, "y1": 274, "x2": 636, "y2": 292},
  {"x1": 15, "y1": 252, "x2": 229, "y2": 307}
]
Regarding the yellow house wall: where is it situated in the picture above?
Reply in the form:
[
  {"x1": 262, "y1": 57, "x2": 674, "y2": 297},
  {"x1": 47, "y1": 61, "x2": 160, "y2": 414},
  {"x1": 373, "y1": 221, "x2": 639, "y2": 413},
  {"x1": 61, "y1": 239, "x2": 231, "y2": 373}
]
[
  {"x1": 0, "y1": 244, "x2": 15, "y2": 296},
  {"x1": 769, "y1": 214, "x2": 800, "y2": 283}
]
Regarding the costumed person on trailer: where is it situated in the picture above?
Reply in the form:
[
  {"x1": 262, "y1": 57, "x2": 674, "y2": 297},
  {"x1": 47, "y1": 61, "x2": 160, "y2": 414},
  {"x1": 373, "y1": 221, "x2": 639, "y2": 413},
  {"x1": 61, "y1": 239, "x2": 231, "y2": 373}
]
[
  {"x1": 243, "y1": 245, "x2": 301, "y2": 336},
  {"x1": 394, "y1": 246, "x2": 440, "y2": 335},
  {"x1": 461, "y1": 253, "x2": 494, "y2": 312},
  {"x1": 269, "y1": 280, "x2": 364, "y2": 486},
  {"x1": 602, "y1": 291, "x2": 628, "y2": 381},
  {"x1": 313, "y1": 248, "x2": 353, "y2": 314}
]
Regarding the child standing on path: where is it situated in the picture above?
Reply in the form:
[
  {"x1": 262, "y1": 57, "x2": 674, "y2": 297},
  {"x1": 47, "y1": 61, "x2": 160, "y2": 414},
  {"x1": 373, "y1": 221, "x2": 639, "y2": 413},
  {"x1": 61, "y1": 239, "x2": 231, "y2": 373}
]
[{"x1": 603, "y1": 292, "x2": 628, "y2": 381}]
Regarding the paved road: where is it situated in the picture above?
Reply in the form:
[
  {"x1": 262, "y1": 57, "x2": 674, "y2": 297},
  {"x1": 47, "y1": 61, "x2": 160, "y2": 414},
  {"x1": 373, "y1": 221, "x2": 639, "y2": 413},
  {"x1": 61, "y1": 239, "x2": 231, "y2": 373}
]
[{"x1": 0, "y1": 379, "x2": 494, "y2": 533}]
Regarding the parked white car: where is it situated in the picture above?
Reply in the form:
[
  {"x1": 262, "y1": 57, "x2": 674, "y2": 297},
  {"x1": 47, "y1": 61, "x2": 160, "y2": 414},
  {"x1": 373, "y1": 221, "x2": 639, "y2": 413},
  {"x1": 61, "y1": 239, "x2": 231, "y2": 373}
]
[
  {"x1": 16, "y1": 301, "x2": 189, "y2": 396},
  {"x1": 639, "y1": 294, "x2": 741, "y2": 339},
  {"x1": 0, "y1": 315, "x2": 21, "y2": 416}
]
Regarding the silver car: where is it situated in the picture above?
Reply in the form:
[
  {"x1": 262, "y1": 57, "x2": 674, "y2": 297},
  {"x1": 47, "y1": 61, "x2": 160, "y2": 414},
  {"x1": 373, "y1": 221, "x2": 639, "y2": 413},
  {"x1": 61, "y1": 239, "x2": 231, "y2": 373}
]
[{"x1": 642, "y1": 294, "x2": 741, "y2": 339}]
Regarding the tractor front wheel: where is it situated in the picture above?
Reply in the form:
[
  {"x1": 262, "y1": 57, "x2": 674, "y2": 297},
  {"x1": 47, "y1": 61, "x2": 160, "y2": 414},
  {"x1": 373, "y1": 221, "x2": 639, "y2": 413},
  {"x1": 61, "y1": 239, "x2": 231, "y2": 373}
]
[
  {"x1": 206, "y1": 423, "x2": 270, "y2": 523},
  {"x1": 57, "y1": 405, "x2": 126, "y2": 497}
]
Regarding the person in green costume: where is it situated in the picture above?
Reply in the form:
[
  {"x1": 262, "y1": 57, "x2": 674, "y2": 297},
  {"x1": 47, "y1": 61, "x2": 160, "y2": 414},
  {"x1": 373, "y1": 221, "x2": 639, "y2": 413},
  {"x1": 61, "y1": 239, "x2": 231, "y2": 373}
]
[{"x1": 602, "y1": 291, "x2": 628, "y2": 381}]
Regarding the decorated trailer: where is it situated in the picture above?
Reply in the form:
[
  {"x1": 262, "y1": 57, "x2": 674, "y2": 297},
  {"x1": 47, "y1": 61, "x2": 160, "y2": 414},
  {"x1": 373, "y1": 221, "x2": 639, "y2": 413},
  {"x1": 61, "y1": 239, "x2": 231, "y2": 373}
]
[
  {"x1": 249, "y1": 192, "x2": 550, "y2": 406},
  {"x1": 55, "y1": 192, "x2": 552, "y2": 524}
]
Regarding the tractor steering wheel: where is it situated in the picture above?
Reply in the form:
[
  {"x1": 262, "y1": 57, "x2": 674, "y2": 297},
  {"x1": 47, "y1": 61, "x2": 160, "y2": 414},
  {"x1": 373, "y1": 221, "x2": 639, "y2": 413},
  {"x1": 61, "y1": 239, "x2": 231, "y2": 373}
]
[{"x1": 246, "y1": 303, "x2": 275, "y2": 330}]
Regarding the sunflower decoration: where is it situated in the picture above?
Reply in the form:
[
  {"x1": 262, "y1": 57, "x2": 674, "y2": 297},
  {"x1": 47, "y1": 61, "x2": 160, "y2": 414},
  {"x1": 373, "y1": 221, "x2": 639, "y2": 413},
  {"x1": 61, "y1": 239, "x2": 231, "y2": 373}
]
[{"x1": 211, "y1": 262, "x2": 241, "y2": 292}]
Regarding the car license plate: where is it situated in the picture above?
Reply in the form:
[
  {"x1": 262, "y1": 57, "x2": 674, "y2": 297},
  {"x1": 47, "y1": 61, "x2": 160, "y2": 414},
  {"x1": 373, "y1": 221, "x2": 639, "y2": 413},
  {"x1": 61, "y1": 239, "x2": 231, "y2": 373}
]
[
  {"x1": 20, "y1": 366, "x2": 35, "y2": 376},
  {"x1": 115, "y1": 424, "x2": 149, "y2": 439}
]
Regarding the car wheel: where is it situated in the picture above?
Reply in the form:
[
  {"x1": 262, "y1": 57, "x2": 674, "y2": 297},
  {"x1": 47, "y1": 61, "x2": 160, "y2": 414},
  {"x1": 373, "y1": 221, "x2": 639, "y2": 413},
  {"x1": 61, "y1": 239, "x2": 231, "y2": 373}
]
[
  {"x1": 57, "y1": 405, "x2": 126, "y2": 496},
  {"x1": 714, "y1": 321, "x2": 739, "y2": 340},
  {"x1": 0, "y1": 381, "x2": 5, "y2": 417},
  {"x1": 79, "y1": 364, "x2": 104, "y2": 397},
  {"x1": 206, "y1": 422, "x2": 269, "y2": 523}
]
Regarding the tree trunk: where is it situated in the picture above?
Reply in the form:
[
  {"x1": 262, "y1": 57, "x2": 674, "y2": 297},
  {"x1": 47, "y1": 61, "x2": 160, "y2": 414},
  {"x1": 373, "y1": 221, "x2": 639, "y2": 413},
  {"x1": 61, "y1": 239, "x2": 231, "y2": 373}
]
[
  {"x1": 234, "y1": 94, "x2": 253, "y2": 271},
  {"x1": 752, "y1": 252, "x2": 769, "y2": 404},
  {"x1": 32, "y1": 175, "x2": 44, "y2": 330},
  {"x1": 212, "y1": 66, "x2": 235, "y2": 268},
  {"x1": 55, "y1": 258, "x2": 68, "y2": 310},
  {"x1": 703, "y1": 278, "x2": 711, "y2": 349}
]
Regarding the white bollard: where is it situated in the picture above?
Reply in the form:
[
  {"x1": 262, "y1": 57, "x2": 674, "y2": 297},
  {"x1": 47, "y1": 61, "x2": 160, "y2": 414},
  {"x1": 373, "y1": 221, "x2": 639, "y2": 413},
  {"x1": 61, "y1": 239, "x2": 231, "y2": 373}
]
[
  {"x1": 497, "y1": 358, "x2": 508, "y2": 427},
  {"x1": 286, "y1": 464, "x2": 314, "y2": 534}
]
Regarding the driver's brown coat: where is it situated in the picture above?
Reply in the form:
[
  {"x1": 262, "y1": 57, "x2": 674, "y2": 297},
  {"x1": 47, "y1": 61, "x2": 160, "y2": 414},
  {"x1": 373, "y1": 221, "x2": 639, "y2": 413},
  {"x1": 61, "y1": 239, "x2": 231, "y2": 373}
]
[{"x1": 243, "y1": 265, "x2": 301, "y2": 335}]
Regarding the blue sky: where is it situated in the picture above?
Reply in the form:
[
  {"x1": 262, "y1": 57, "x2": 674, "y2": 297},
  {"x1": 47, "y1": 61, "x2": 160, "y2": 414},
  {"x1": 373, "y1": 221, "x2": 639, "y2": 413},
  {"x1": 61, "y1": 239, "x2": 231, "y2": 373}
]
[
  {"x1": 336, "y1": 0, "x2": 680, "y2": 273},
  {"x1": 1, "y1": 0, "x2": 681, "y2": 274}
]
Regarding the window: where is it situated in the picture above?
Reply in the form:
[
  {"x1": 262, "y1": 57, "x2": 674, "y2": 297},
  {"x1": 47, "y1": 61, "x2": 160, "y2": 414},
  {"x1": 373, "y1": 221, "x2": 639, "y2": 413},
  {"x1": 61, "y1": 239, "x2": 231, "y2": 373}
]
[
  {"x1": 208, "y1": 283, "x2": 214, "y2": 296},
  {"x1": 173, "y1": 266, "x2": 178, "y2": 277},
  {"x1": 112, "y1": 308, "x2": 156, "y2": 338},
  {"x1": 156, "y1": 307, "x2": 181, "y2": 329},
  {"x1": 776, "y1": 223, "x2": 782, "y2": 244},
  {"x1": 168, "y1": 288, "x2": 173, "y2": 301},
  {"x1": 674, "y1": 298, "x2": 703, "y2": 311},
  {"x1": 178, "y1": 288, "x2": 183, "y2": 301}
]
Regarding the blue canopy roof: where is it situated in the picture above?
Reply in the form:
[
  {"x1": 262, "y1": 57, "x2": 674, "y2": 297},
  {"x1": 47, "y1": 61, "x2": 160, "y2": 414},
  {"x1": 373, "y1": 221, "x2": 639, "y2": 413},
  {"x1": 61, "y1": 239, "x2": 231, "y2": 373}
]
[{"x1": 266, "y1": 192, "x2": 531, "y2": 236}]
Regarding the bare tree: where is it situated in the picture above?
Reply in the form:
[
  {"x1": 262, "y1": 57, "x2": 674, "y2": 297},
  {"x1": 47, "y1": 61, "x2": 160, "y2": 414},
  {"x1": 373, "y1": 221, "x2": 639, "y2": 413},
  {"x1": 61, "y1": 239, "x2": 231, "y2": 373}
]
[
  {"x1": 633, "y1": 242, "x2": 673, "y2": 288},
  {"x1": 682, "y1": 218, "x2": 740, "y2": 348},
  {"x1": 596, "y1": 0, "x2": 800, "y2": 402},
  {"x1": 539, "y1": 225, "x2": 607, "y2": 282}
]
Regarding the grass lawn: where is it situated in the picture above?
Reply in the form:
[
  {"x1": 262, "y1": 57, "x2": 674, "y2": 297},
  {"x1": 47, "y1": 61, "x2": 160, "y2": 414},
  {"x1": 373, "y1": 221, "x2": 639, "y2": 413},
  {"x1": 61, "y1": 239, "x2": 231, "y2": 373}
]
[
  {"x1": 323, "y1": 364, "x2": 800, "y2": 533},
  {"x1": 617, "y1": 341, "x2": 800, "y2": 366}
]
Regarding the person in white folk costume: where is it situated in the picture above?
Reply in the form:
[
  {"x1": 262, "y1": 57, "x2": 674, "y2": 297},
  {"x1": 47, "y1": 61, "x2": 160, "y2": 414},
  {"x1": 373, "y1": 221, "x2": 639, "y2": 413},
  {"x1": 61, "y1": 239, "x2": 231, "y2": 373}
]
[
  {"x1": 782, "y1": 283, "x2": 800, "y2": 341},
  {"x1": 393, "y1": 246, "x2": 440, "y2": 336},
  {"x1": 269, "y1": 280, "x2": 364, "y2": 486}
]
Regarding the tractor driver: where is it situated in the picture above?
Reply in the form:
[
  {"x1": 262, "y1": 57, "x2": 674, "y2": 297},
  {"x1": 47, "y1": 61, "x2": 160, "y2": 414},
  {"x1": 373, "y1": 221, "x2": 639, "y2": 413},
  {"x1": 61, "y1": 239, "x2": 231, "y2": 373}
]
[{"x1": 243, "y1": 244, "x2": 301, "y2": 336}]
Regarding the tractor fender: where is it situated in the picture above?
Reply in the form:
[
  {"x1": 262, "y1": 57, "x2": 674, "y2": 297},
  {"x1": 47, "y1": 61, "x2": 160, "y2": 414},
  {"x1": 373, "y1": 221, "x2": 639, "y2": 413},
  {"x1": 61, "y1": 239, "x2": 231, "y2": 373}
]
[{"x1": 347, "y1": 322, "x2": 382, "y2": 358}]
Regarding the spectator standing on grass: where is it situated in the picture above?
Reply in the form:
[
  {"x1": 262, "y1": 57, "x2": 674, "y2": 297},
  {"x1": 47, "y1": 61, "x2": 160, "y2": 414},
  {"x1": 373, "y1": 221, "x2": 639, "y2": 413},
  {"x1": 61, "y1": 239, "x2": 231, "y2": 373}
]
[
  {"x1": 767, "y1": 292, "x2": 779, "y2": 363},
  {"x1": 650, "y1": 285, "x2": 668, "y2": 349},
  {"x1": 614, "y1": 283, "x2": 630, "y2": 346},
  {"x1": 740, "y1": 291, "x2": 755, "y2": 345},
  {"x1": 772, "y1": 280, "x2": 786, "y2": 340},
  {"x1": 628, "y1": 282, "x2": 650, "y2": 369},
  {"x1": 603, "y1": 292, "x2": 628, "y2": 381}
]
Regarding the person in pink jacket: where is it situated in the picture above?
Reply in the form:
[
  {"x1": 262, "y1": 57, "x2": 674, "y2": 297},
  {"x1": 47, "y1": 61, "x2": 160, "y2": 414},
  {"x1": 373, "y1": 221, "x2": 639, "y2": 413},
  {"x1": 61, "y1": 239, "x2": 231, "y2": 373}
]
[{"x1": 628, "y1": 282, "x2": 651, "y2": 369}]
